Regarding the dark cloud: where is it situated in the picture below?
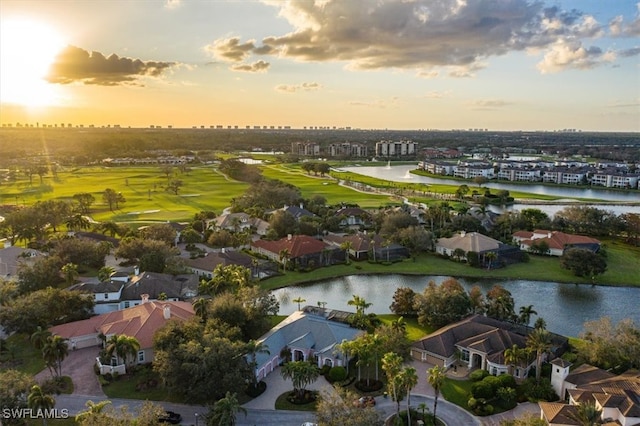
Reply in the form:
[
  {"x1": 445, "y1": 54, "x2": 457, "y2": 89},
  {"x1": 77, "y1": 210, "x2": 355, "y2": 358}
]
[
  {"x1": 46, "y1": 45, "x2": 175, "y2": 86},
  {"x1": 230, "y1": 60, "x2": 270, "y2": 73},
  {"x1": 619, "y1": 46, "x2": 640, "y2": 57},
  {"x1": 212, "y1": 0, "x2": 616, "y2": 74}
]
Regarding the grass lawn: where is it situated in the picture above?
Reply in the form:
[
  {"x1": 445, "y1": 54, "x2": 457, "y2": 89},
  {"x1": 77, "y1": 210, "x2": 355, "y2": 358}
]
[
  {"x1": 101, "y1": 367, "x2": 175, "y2": 402},
  {"x1": 441, "y1": 377, "x2": 473, "y2": 408},
  {"x1": 377, "y1": 314, "x2": 435, "y2": 341},
  {"x1": 0, "y1": 334, "x2": 45, "y2": 375},
  {"x1": 274, "y1": 391, "x2": 318, "y2": 411}
]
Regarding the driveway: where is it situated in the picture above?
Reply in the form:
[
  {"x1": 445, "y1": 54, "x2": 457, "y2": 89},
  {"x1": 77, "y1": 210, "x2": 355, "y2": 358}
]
[{"x1": 35, "y1": 346, "x2": 106, "y2": 397}]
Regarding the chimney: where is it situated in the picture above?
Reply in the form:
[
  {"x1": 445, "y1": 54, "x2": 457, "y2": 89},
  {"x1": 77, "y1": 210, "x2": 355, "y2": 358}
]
[
  {"x1": 163, "y1": 304, "x2": 171, "y2": 320},
  {"x1": 300, "y1": 202, "x2": 304, "y2": 209},
  {"x1": 134, "y1": 266, "x2": 140, "y2": 276},
  {"x1": 548, "y1": 232, "x2": 552, "y2": 238},
  {"x1": 287, "y1": 234, "x2": 292, "y2": 241},
  {"x1": 141, "y1": 294, "x2": 150, "y2": 304},
  {"x1": 460, "y1": 231, "x2": 466, "y2": 237},
  {"x1": 221, "y1": 247, "x2": 225, "y2": 254}
]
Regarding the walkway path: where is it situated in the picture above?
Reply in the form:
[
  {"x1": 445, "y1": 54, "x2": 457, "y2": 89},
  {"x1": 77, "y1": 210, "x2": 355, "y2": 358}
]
[{"x1": 34, "y1": 346, "x2": 106, "y2": 397}]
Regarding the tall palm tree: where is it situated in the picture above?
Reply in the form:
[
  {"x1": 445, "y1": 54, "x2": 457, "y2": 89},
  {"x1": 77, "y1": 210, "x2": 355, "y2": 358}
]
[
  {"x1": 340, "y1": 240, "x2": 353, "y2": 263},
  {"x1": 66, "y1": 214, "x2": 90, "y2": 231},
  {"x1": 427, "y1": 365, "x2": 446, "y2": 424},
  {"x1": 485, "y1": 252, "x2": 497, "y2": 270},
  {"x1": 347, "y1": 294, "x2": 372, "y2": 315},
  {"x1": 403, "y1": 367, "x2": 418, "y2": 426},
  {"x1": 106, "y1": 335, "x2": 140, "y2": 368},
  {"x1": 518, "y1": 305, "x2": 538, "y2": 326},
  {"x1": 278, "y1": 248, "x2": 290, "y2": 271},
  {"x1": 245, "y1": 340, "x2": 269, "y2": 389},
  {"x1": 292, "y1": 297, "x2": 306, "y2": 311},
  {"x1": 31, "y1": 326, "x2": 52, "y2": 351},
  {"x1": 390, "y1": 316, "x2": 406, "y2": 334},
  {"x1": 207, "y1": 391, "x2": 247, "y2": 426},
  {"x1": 192, "y1": 298, "x2": 208, "y2": 322},
  {"x1": 527, "y1": 327, "x2": 552, "y2": 384},
  {"x1": 60, "y1": 263, "x2": 79, "y2": 286},
  {"x1": 28, "y1": 385, "x2": 55, "y2": 426},
  {"x1": 504, "y1": 344, "x2": 529, "y2": 376},
  {"x1": 42, "y1": 335, "x2": 68, "y2": 378},
  {"x1": 97, "y1": 266, "x2": 115, "y2": 283}
]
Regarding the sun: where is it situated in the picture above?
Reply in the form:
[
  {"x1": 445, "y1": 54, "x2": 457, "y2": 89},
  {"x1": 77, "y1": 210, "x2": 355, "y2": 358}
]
[{"x1": 0, "y1": 18, "x2": 67, "y2": 108}]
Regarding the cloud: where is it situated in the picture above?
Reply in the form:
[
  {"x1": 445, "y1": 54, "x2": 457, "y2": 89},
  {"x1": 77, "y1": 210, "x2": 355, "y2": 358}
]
[
  {"x1": 536, "y1": 40, "x2": 614, "y2": 73},
  {"x1": 46, "y1": 45, "x2": 176, "y2": 86},
  {"x1": 349, "y1": 97, "x2": 399, "y2": 109},
  {"x1": 424, "y1": 90, "x2": 451, "y2": 99},
  {"x1": 230, "y1": 60, "x2": 270, "y2": 73},
  {"x1": 275, "y1": 82, "x2": 322, "y2": 93},
  {"x1": 619, "y1": 46, "x2": 640, "y2": 57},
  {"x1": 165, "y1": 0, "x2": 181, "y2": 10},
  {"x1": 217, "y1": 0, "x2": 619, "y2": 75},
  {"x1": 609, "y1": 3, "x2": 640, "y2": 37},
  {"x1": 205, "y1": 37, "x2": 257, "y2": 62},
  {"x1": 469, "y1": 99, "x2": 513, "y2": 109}
]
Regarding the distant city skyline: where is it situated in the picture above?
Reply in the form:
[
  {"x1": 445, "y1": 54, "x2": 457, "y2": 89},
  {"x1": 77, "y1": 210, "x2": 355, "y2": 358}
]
[{"x1": 1, "y1": 0, "x2": 639, "y2": 132}]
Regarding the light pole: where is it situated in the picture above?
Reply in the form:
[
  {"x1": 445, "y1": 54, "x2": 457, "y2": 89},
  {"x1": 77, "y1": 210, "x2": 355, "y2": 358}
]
[{"x1": 194, "y1": 412, "x2": 199, "y2": 426}]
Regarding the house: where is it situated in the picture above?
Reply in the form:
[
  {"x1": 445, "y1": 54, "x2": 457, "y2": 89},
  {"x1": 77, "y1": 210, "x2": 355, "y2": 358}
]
[
  {"x1": 0, "y1": 245, "x2": 42, "y2": 281},
  {"x1": 542, "y1": 361, "x2": 640, "y2": 425},
  {"x1": 184, "y1": 248, "x2": 277, "y2": 279},
  {"x1": 251, "y1": 306, "x2": 365, "y2": 381},
  {"x1": 274, "y1": 204, "x2": 316, "y2": 221},
  {"x1": 49, "y1": 299, "x2": 194, "y2": 374},
  {"x1": 333, "y1": 207, "x2": 372, "y2": 229},
  {"x1": 68, "y1": 280, "x2": 125, "y2": 314},
  {"x1": 251, "y1": 234, "x2": 344, "y2": 269},
  {"x1": 436, "y1": 231, "x2": 521, "y2": 266},
  {"x1": 119, "y1": 272, "x2": 199, "y2": 309},
  {"x1": 206, "y1": 212, "x2": 269, "y2": 235},
  {"x1": 322, "y1": 232, "x2": 387, "y2": 261},
  {"x1": 411, "y1": 315, "x2": 568, "y2": 379},
  {"x1": 513, "y1": 230, "x2": 601, "y2": 257}
]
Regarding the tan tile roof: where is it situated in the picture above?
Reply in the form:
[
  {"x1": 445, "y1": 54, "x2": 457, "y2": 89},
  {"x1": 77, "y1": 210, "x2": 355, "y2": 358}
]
[
  {"x1": 49, "y1": 301, "x2": 194, "y2": 349},
  {"x1": 436, "y1": 232, "x2": 501, "y2": 253},
  {"x1": 252, "y1": 235, "x2": 328, "y2": 258},
  {"x1": 539, "y1": 402, "x2": 581, "y2": 425}
]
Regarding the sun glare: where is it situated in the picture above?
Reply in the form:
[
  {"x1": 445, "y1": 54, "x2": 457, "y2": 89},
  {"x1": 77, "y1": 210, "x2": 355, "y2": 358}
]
[{"x1": 0, "y1": 18, "x2": 66, "y2": 108}]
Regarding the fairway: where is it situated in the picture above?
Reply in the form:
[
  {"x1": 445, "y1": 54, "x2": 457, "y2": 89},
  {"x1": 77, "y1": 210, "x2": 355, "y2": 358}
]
[{"x1": 0, "y1": 166, "x2": 248, "y2": 222}]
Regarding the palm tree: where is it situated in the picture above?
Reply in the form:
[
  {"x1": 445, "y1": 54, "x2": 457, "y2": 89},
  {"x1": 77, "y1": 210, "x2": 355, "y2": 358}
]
[
  {"x1": 390, "y1": 316, "x2": 406, "y2": 334},
  {"x1": 31, "y1": 326, "x2": 52, "y2": 351},
  {"x1": 340, "y1": 240, "x2": 353, "y2": 264},
  {"x1": 567, "y1": 400, "x2": 603, "y2": 426},
  {"x1": 245, "y1": 340, "x2": 269, "y2": 389},
  {"x1": 485, "y1": 252, "x2": 497, "y2": 270},
  {"x1": 292, "y1": 297, "x2": 306, "y2": 311},
  {"x1": 347, "y1": 294, "x2": 372, "y2": 315},
  {"x1": 518, "y1": 305, "x2": 538, "y2": 326},
  {"x1": 97, "y1": 266, "x2": 115, "y2": 282},
  {"x1": 417, "y1": 402, "x2": 429, "y2": 422},
  {"x1": 278, "y1": 248, "x2": 290, "y2": 271},
  {"x1": 504, "y1": 344, "x2": 529, "y2": 376},
  {"x1": 28, "y1": 385, "x2": 55, "y2": 426},
  {"x1": 452, "y1": 248, "x2": 466, "y2": 262},
  {"x1": 193, "y1": 298, "x2": 208, "y2": 322},
  {"x1": 403, "y1": 367, "x2": 418, "y2": 426},
  {"x1": 42, "y1": 335, "x2": 68, "y2": 378},
  {"x1": 66, "y1": 214, "x2": 90, "y2": 231},
  {"x1": 428, "y1": 365, "x2": 446, "y2": 424},
  {"x1": 527, "y1": 327, "x2": 552, "y2": 384},
  {"x1": 75, "y1": 400, "x2": 112, "y2": 424},
  {"x1": 60, "y1": 263, "x2": 79, "y2": 286},
  {"x1": 207, "y1": 391, "x2": 247, "y2": 426},
  {"x1": 106, "y1": 335, "x2": 140, "y2": 368}
]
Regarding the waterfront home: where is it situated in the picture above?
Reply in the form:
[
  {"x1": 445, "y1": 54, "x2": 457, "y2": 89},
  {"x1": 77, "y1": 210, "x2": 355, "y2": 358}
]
[
  {"x1": 251, "y1": 234, "x2": 344, "y2": 269},
  {"x1": 513, "y1": 230, "x2": 601, "y2": 257}
]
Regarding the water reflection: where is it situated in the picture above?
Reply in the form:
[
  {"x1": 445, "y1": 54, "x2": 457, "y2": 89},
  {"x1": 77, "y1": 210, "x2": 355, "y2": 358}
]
[{"x1": 272, "y1": 275, "x2": 640, "y2": 337}]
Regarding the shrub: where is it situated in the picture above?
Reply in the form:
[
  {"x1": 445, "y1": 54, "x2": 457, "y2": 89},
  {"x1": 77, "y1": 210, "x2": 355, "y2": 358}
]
[
  {"x1": 469, "y1": 369, "x2": 489, "y2": 382},
  {"x1": 471, "y1": 380, "x2": 494, "y2": 399},
  {"x1": 521, "y1": 378, "x2": 558, "y2": 402},
  {"x1": 327, "y1": 366, "x2": 347, "y2": 382},
  {"x1": 320, "y1": 365, "x2": 331, "y2": 376},
  {"x1": 483, "y1": 375, "x2": 501, "y2": 391},
  {"x1": 98, "y1": 376, "x2": 110, "y2": 386},
  {"x1": 497, "y1": 374, "x2": 516, "y2": 389}
]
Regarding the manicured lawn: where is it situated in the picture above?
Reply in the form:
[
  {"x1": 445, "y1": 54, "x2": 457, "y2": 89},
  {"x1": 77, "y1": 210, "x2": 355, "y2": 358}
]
[
  {"x1": 101, "y1": 367, "x2": 174, "y2": 402},
  {"x1": 377, "y1": 314, "x2": 435, "y2": 341},
  {"x1": 0, "y1": 334, "x2": 45, "y2": 375},
  {"x1": 441, "y1": 377, "x2": 473, "y2": 408},
  {"x1": 274, "y1": 391, "x2": 318, "y2": 411}
]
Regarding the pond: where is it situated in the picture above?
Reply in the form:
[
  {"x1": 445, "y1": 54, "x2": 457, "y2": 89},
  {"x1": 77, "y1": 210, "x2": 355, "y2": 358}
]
[{"x1": 272, "y1": 274, "x2": 640, "y2": 337}]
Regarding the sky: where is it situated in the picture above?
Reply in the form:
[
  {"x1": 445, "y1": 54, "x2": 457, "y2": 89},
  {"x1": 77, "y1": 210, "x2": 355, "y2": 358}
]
[{"x1": 0, "y1": 0, "x2": 639, "y2": 131}]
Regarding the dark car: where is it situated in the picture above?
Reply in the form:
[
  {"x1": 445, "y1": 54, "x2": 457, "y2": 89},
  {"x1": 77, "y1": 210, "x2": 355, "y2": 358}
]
[{"x1": 158, "y1": 411, "x2": 182, "y2": 424}]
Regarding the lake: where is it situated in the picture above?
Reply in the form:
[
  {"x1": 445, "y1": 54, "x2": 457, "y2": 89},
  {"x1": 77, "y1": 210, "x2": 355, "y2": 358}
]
[
  {"x1": 340, "y1": 164, "x2": 640, "y2": 203},
  {"x1": 272, "y1": 274, "x2": 640, "y2": 337}
]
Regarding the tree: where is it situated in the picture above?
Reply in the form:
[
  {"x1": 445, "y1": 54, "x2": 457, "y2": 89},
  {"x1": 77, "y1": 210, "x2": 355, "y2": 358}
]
[
  {"x1": 292, "y1": 296, "x2": 306, "y2": 311},
  {"x1": 280, "y1": 361, "x2": 320, "y2": 401},
  {"x1": 484, "y1": 251, "x2": 497, "y2": 270},
  {"x1": 485, "y1": 284, "x2": 516, "y2": 322},
  {"x1": 452, "y1": 248, "x2": 466, "y2": 262},
  {"x1": 504, "y1": 344, "x2": 529, "y2": 376},
  {"x1": 269, "y1": 211, "x2": 298, "y2": 239},
  {"x1": 402, "y1": 367, "x2": 418, "y2": 426},
  {"x1": 192, "y1": 297, "x2": 209, "y2": 322},
  {"x1": 381, "y1": 352, "x2": 405, "y2": 421},
  {"x1": 560, "y1": 248, "x2": 607, "y2": 279},
  {"x1": 315, "y1": 386, "x2": 382, "y2": 426},
  {"x1": 518, "y1": 305, "x2": 538, "y2": 326},
  {"x1": 389, "y1": 287, "x2": 417, "y2": 316},
  {"x1": 97, "y1": 266, "x2": 115, "y2": 282},
  {"x1": 206, "y1": 391, "x2": 247, "y2": 426},
  {"x1": 347, "y1": 294, "x2": 372, "y2": 315},
  {"x1": 102, "y1": 188, "x2": 123, "y2": 211},
  {"x1": 28, "y1": 385, "x2": 55, "y2": 426},
  {"x1": 106, "y1": 335, "x2": 140, "y2": 368},
  {"x1": 455, "y1": 184, "x2": 470, "y2": 200},
  {"x1": 0, "y1": 370, "x2": 35, "y2": 420},
  {"x1": 66, "y1": 214, "x2": 91, "y2": 231},
  {"x1": 245, "y1": 340, "x2": 269, "y2": 390},
  {"x1": 473, "y1": 176, "x2": 488, "y2": 187},
  {"x1": 42, "y1": 335, "x2": 68, "y2": 379},
  {"x1": 579, "y1": 317, "x2": 640, "y2": 370},
  {"x1": 567, "y1": 400, "x2": 603, "y2": 426},
  {"x1": 60, "y1": 263, "x2": 79, "y2": 286},
  {"x1": 31, "y1": 326, "x2": 52, "y2": 351},
  {"x1": 278, "y1": 248, "x2": 291, "y2": 271},
  {"x1": 139, "y1": 223, "x2": 178, "y2": 246},
  {"x1": 427, "y1": 365, "x2": 446, "y2": 424},
  {"x1": 527, "y1": 327, "x2": 551, "y2": 384},
  {"x1": 73, "y1": 193, "x2": 96, "y2": 214},
  {"x1": 414, "y1": 278, "x2": 471, "y2": 327},
  {"x1": 468, "y1": 285, "x2": 486, "y2": 315},
  {"x1": 166, "y1": 178, "x2": 183, "y2": 195},
  {"x1": 75, "y1": 400, "x2": 113, "y2": 425},
  {"x1": 340, "y1": 240, "x2": 352, "y2": 263}
]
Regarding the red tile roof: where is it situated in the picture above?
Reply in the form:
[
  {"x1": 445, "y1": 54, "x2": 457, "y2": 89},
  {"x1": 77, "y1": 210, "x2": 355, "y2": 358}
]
[
  {"x1": 252, "y1": 235, "x2": 328, "y2": 258},
  {"x1": 49, "y1": 301, "x2": 194, "y2": 349}
]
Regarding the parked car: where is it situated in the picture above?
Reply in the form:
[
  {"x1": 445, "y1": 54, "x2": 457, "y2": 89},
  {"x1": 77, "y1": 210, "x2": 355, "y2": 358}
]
[{"x1": 158, "y1": 411, "x2": 182, "y2": 424}]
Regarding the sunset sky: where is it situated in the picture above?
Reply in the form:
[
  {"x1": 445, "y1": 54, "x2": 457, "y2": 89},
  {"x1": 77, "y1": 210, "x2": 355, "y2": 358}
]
[{"x1": 1, "y1": 0, "x2": 639, "y2": 131}]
